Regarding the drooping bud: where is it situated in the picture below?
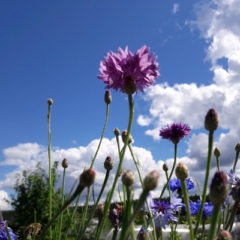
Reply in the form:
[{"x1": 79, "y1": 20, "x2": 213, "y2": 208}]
[
  {"x1": 122, "y1": 170, "x2": 135, "y2": 187},
  {"x1": 62, "y1": 158, "x2": 69, "y2": 169},
  {"x1": 175, "y1": 162, "x2": 188, "y2": 181},
  {"x1": 144, "y1": 170, "x2": 159, "y2": 191},
  {"x1": 217, "y1": 230, "x2": 232, "y2": 240},
  {"x1": 104, "y1": 156, "x2": 114, "y2": 171},
  {"x1": 162, "y1": 163, "x2": 168, "y2": 172},
  {"x1": 235, "y1": 143, "x2": 240, "y2": 152},
  {"x1": 204, "y1": 108, "x2": 218, "y2": 132},
  {"x1": 114, "y1": 128, "x2": 120, "y2": 137},
  {"x1": 79, "y1": 168, "x2": 96, "y2": 187},
  {"x1": 209, "y1": 171, "x2": 228, "y2": 205},
  {"x1": 124, "y1": 76, "x2": 136, "y2": 95},
  {"x1": 122, "y1": 130, "x2": 133, "y2": 144},
  {"x1": 214, "y1": 147, "x2": 221, "y2": 158},
  {"x1": 104, "y1": 90, "x2": 112, "y2": 104},
  {"x1": 47, "y1": 98, "x2": 53, "y2": 105}
]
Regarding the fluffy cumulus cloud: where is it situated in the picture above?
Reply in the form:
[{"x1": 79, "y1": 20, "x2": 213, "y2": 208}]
[{"x1": 137, "y1": 0, "x2": 240, "y2": 174}]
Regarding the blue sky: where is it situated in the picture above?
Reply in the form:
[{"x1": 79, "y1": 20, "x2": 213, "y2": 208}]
[{"x1": 1, "y1": 0, "x2": 240, "y2": 209}]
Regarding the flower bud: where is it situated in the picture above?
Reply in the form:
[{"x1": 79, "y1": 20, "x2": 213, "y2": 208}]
[
  {"x1": 162, "y1": 163, "x2": 168, "y2": 172},
  {"x1": 79, "y1": 168, "x2": 96, "y2": 187},
  {"x1": 47, "y1": 98, "x2": 53, "y2": 105},
  {"x1": 214, "y1": 147, "x2": 221, "y2": 158},
  {"x1": 122, "y1": 130, "x2": 133, "y2": 144},
  {"x1": 122, "y1": 170, "x2": 135, "y2": 187},
  {"x1": 138, "y1": 227, "x2": 151, "y2": 240},
  {"x1": 209, "y1": 171, "x2": 228, "y2": 205},
  {"x1": 235, "y1": 143, "x2": 240, "y2": 152},
  {"x1": 95, "y1": 203, "x2": 105, "y2": 220},
  {"x1": 104, "y1": 156, "x2": 114, "y2": 171},
  {"x1": 217, "y1": 230, "x2": 232, "y2": 240},
  {"x1": 204, "y1": 108, "x2": 218, "y2": 132},
  {"x1": 144, "y1": 170, "x2": 159, "y2": 191},
  {"x1": 104, "y1": 90, "x2": 112, "y2": 104},
  {"x1": 62, "y1": 158, "x2": 69, "y2": 169},
  {"x1": 124, "y1": 76, "x2": 136, "y2": 95},
  {"x1": 114, "y1": 128, "x2": 120, "y2": 137},
  {"x1": 175, "y1": 162, "x2": 188, "y2": 181}
]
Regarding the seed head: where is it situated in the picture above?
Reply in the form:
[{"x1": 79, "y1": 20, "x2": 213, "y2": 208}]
[
  {"x1": 62, "y1": 158, "x2": 69, "y2": 169},
  {"x1": 144, "y1": 170, "x2": 159, "y2": 191},
  {"x1": 209, "y1": 171, "x2": 228, "y2": 205},
  {"x1": 204, "y1": 108, "x2": 218, "y2": 132},
  {"x1": 79, "y1": 168, "x2": 96, "y2": 187},
  {"x1": 175, "y1": 162, "x2": 188, "y2": 181},
  {"x1": 104, "y1": 156, "x2": 114, "y2": 171},
  {"x1": 122, "y1": 170, "x2": 135, "y2": 187}
]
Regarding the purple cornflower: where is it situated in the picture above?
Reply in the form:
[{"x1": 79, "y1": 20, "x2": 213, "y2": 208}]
[
  {"x1": 0, "y1": 221, "x2": 18, "y2": 240},
  {"x1": 227, "y1": 169, "x2": 240, "y2": 201},
  {"x1": 189, "y1": 200, "x2": 213, "y2": 218},
  {"x1": 169, "y1": 178, "x2": 195, "y2": 192},
  {"x1": 159, "y1": 123, "x2": 191, "y2": 144},
  {"x1": 146, "y1": 194, "x2": 184, "y2": 229},
  {"x1": 98, "y1": 46, "x2": 160, "y2": 94}
]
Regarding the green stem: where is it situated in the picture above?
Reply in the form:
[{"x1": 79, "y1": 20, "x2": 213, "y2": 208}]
[
  {"x1": 216, "y1": 157, "x2": 220, "y2": 171},
  {"x1": 77, "y1": 170, "x2": 110, "y2": 239},
  {"x1": 90, "y1": 103, "x2": 110, "y2": 168},
  {"x1": 194, "y1": 131, "x2": 214, "y2": 237},
  {"x1": 233, "y1": 151, "x2": 240, "y2": 172},
  {"x1": 224, "y1": 200, "x2": 239, "y2": 230},
  {"x1": 37, "y1": 184, "x2": 85, "y2": 240},
  {"x1": 160, "y1": 143, "x2": 178, "y2": 198},
  {"x1": 180, "y1": 180, "x2": 194, "y2": 240},
  {"x1": 94, "y1": 94, "x2": 134, "y2": 240},
  {"x1": 208, "y1": 204, "x2": 221, "y2": 240},
  {"x1": 47, "y1": 103, "x2": 53, "y2": 239},
  {"x1": 58, "y1": 168, "x2": 66, "y2": 240}
]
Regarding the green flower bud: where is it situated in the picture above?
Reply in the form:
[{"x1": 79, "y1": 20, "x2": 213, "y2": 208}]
[
  {"x1": 114, "y1": 128, "x2": 120, "y2": 136},
  {"x1": 104, "y1": 156, "x2": 114, "y2": 171},
  {"x1": 217, "y1": 230, "x2": 232, "y2": 240},
  {"x1": 104, "y1": 90, "x2": 112, "y2": 104},
  {"x1": 122, "y1": 170, "x2": 135, "y2": 187},
  {"x1": 235, "y1": 142, "x2": 240, "y2": 152},
  {"x1": 175, "y1": 162, "x2": 188, "y2": 181},
  {"x1": 62, "y1": 158, "x2": 69, "y2": 169},
  {"x1": 79, "y1": 168, "x2": 96, "y2": 187},
  {"x1": 162, "y1": 163, "x2": 168, "y2": 172},
  {"x1": 122, "y1": 130, "x2": 133, "y2": 144},
  {"x1": 214, "y1": 147, "x2": 221, "y2": 158},
  {"x1": 144, "y1": 170, "x2": 159, "y2": 191},
  {"x1": 47, "y1": 98, "x2": 53, "y2": 105},
  {"x1": 204, "y1": 108, "x2": 218, "y2": 132}
]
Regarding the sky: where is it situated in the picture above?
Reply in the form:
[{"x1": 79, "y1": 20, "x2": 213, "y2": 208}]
[{"x1": 1, "y1": 0, "x2": 240, "y2": 210}]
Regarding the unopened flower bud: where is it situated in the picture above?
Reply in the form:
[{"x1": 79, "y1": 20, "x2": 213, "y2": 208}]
[
  {"x1": 95, "y1": 203, "x2": 105, "y2": 220},
  {"x1": 144, "y1": 170, "x2": 159, "y2": 191},
  {"x1": 79, "y1": 168, "x2": 96, "y2": 187},
  {"x1": 209, "y1": 171, "x2": 228, "y2": 205},
  {"x1": 235, "y1": 143, "x2": 240, "y2": 152},
  {"x1": 104, "y1": 156, "x2": 114, "y2": 171},
  {"x1": 122, "y1": 130, "x2": 133, "y2": 144},
  {"x1": 62, "y1": 158, "x2": 69, "y2": 169},
  {"x1": 138, "y1": 227, "x2": 151, "y2": 240},
  {"x1": 217, "y1": 230, "x2": 232, "y2": 240},
  {"x1": 214, "y1": 147, "x2": 221, "y2": 158},
  {"x1": 104, "y1": 90, "x2": 112, "y2": 104},
  {"x1": 124, "y1": 76, "x2": 136, "y2": 95},
  {"x1": 114, "y1": 128, "x2": 120, "y2": 137},
  {"x1": 162, "y1": 163, "x2": 168, "y2": 172},
  {"x1": 47, "y1": 98, "x2": 53, "y2": 105},
  {"x1": 175, "y1": 162, "x2": 188, "y2": 181},
  {"x1": 204, "y1": 108, "x2": 218, "y2": 132},
  {"x1": 122, "y1": 170, "x2": 135, "y2": 187}
]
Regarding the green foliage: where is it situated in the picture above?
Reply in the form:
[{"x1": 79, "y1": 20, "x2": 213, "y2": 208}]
[{"x1": 9, "y1": 161, "x2": 62, "y2": 238}]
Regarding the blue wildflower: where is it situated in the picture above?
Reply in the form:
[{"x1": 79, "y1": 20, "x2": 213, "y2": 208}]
[
  {"x1": 189, "y1": 200, "x2": 213, "y2": 218},
  {"x1": 0, "y1": 221, "x2": 18, "y2": 240},
  {"x1": 169, "y1": 178, "x2": 194, "y2": 192}
]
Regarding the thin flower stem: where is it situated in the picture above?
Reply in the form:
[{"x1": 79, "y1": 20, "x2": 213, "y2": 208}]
[
  {"x1": 128, "y1": 145, "x2": 157, "y2": 240},
  {"x1": 77, "y1": 170, "x2": 110, "y2": 239},
  {"x1": 47, "y1": 103, "x2": 53, "y2": 239},
  {"x1": 180, "y1": 180, "x2": 194, "y2": 240},
  {"x1": 94, "y1": 94, "x2": 134, "y2": 240},
  {"x1": 160, "y1": 143, "x2": 178, "y2": 198},
  {"x1": 216, "y1": 157, "x2": 220, "y2": 171},
  {"x1": 194, "y1": 131, "x2": 214, "y2": 237},
  {"x1": 90, "y1": 103, "x2": 110, "y2": 168},
  {"x1": 58, "y1": 168, "x2": 67, "y2": 240},
  {"x1": 225, "y1": 200, "x2": 239, "y2": 230},
  {"x1": 208, "y1": 204, "x2": 221, "y2": 240},
  {"x1": 233, "y1": 151, "x2": 240, "y2": 172}
]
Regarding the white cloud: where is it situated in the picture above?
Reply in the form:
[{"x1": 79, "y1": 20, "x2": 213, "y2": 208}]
[
  {"x1": 172, "y1": 3, "x2": 179, "y2": 14},
  {"x1": 0, "y1": 191, "x2": 12, "y2": 210}
]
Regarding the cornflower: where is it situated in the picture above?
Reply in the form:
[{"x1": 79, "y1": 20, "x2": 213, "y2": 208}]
[
  {"x1": 169, "y1": 178, "x2": 194, "y2": 192},
  {"x1": 98, "y1": 45, "x2": 159, "y2": 94},
  {"x1": 0, "y1": 221, "x2": 18, "y2": 240},
  {"x1": 189, "y1": 200, "x2": 213, "y2": 218}
]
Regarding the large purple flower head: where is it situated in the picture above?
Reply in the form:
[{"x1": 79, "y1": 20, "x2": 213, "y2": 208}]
[
  {"x1": 98, "y1": 46, "x2": 160, "y2": 94},
  {"x1": 0, "y1": 221, "x2": 18, "y2": 240},
  {"x1": 159, "y1": 123, "x2": 191, "y2": 144}
]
